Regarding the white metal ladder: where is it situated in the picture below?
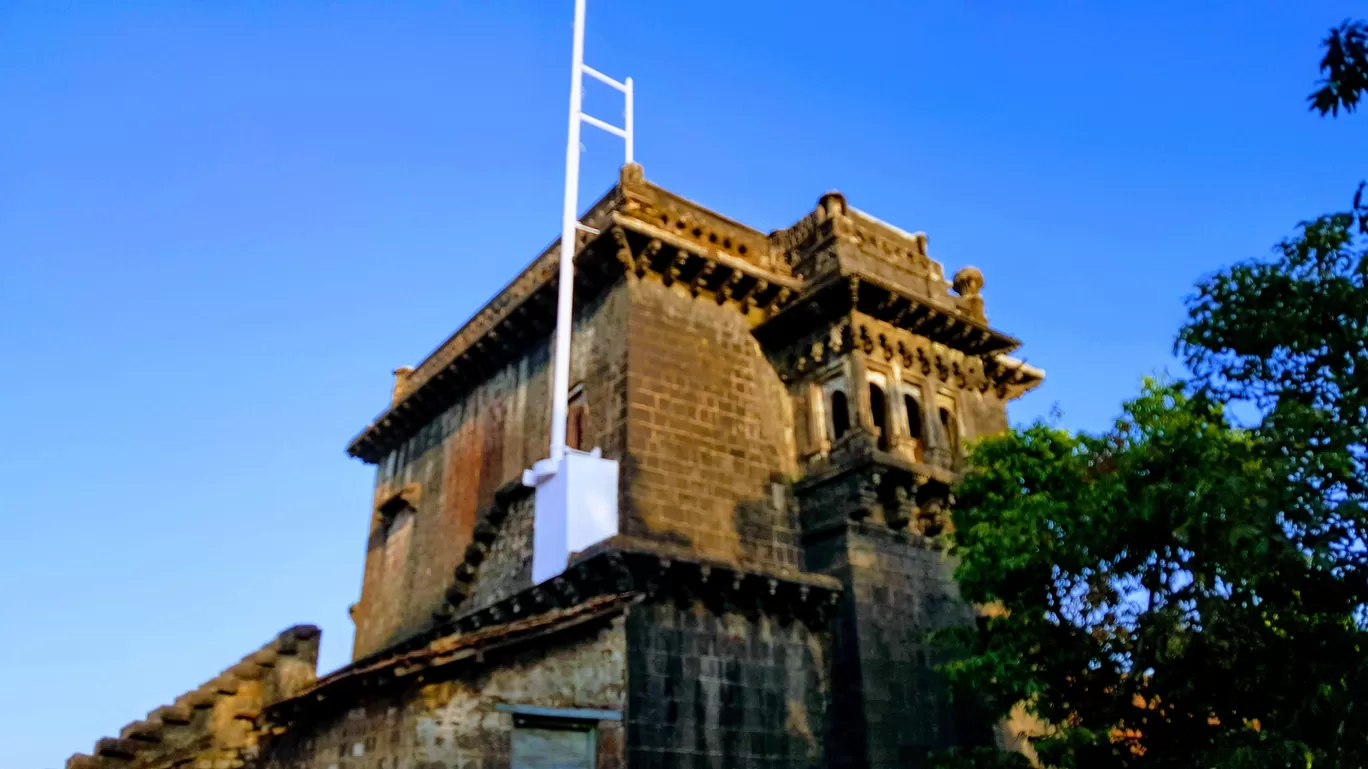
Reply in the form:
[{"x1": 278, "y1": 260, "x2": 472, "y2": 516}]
[
  {"x1": 549, "y1": 0, "x2": 634, "y2": 464},
  {"x1": 524, "y1": 0, "x2": 634, "y2": 585}
]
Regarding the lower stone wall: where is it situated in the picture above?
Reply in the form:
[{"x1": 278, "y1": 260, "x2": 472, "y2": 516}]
[
  {"x1": 805, "y1": 522, "x2": 989, "y2": 769},
  {"x1": 261, "y1": 616, "x2": 627, "y2": 769},
  {"x1": 625, "y1": 600, "x2": 832, "y2": 769}
]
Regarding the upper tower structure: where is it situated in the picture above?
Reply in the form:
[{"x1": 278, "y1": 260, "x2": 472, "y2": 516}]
[{"x1": 343, "y1": 165, "x2": 1042, "y2": 660}]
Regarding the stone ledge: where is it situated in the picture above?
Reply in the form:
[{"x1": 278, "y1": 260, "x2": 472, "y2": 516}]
[
  {"x1": 266, "y1": 592, "x2": 637, "y2": 729},
  {"x1": 794, "y1": 448, "x2": 956, "y2": 539},
  {"x1": 66, "y1": 626, "x2": 320, "y2": 769},
  {"x1": 270, "y1": 544, "x2": 844, "y2": 730}
]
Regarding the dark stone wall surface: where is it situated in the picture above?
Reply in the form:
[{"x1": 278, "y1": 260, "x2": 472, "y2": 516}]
[
  {"x1": 625, "y1": 600, "x2": 831, "y2": 769},
  {"x1": 805, "y1": 523, "x2": 989, "y2": 769},
  {"x1": 466, "y1": 492, "x2": 535, "y2": 611},
  {"x1": 623, "y1": 279, "x2": 802, "y2": 574}
]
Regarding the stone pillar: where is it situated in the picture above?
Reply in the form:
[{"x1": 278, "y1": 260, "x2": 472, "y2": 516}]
[{"x1": 391, "y1": 366, "x2": 415, "y2": 406}]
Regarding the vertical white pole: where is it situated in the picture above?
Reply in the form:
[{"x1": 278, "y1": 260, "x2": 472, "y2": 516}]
[
  {"x1": 624, "y1": 76, "x2": 634, "y2": 164},
  {"x1": 550, "y1": 0, "x2": 587, "y2": 464}
]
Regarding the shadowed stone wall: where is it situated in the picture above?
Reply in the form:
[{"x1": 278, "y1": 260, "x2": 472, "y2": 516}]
[
  {"x1": 264, "y1": 617, "x2": 628, "y2": 769},
  {"x1": 625, "y1": 600, "x2": 831, "y2": 769},
  {"x1": 623, "y1": 279, "x2": 802, "y2": 573}
]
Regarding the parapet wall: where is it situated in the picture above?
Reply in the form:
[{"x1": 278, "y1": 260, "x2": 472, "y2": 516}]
[{"x1": 66, "y1": 625, "x2": 321, "y2": 769}]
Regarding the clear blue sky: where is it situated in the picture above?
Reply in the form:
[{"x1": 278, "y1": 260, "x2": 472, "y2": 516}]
[{"x1": 2, "y1": 2, "x2": 1365, "y2": 766}]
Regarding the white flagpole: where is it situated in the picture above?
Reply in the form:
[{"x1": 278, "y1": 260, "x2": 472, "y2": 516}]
[
  {"x1": 548, "y1": 0, "x2": 588, "y2": 465},
  {"x1": 526, "y1": 0, "x2": 632, "y2": 584}
]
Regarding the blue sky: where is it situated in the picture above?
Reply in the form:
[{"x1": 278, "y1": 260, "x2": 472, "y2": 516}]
[{"x1": 2, "y1": 1, "x2": 1365, "y2": 766}]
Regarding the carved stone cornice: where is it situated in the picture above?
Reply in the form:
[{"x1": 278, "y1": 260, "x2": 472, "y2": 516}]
[
  {"x1": 770, "y1": 191, "x2": 942, "y2": 287},
  {"x1": 768, "y1": 311, "x2": 1022, "y2": 404},
  {"x1": 763, "y1": 191, "x2": 1021, "y2": 358},
  {"x1": 618, "y1": 170, "x2": 789, "y2": 276},
  {"x1": 793, "y1": 448, "x2": 956, "y2": 543},
  {"x1": 346, "y1": 167, "x2": 1034, "y2": 465},
  {"x1": 983, "y1": 354, "x2": 1046, "y2": 400},
  {"x1": 758, "y1": 271, "x2": 1020, "y2": 360},
  {"x1": 606, "y1": 216, "x2": 801, "y2": 324}
]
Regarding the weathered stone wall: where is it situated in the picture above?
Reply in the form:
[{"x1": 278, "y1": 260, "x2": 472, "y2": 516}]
[
  {"x1": 66, "y1": 627, "x2": 322, "y2": 769},
  {"x1": 623, "y1": 279, "x2": 802, "y2": 573},
  {"x1": 263, "y1": 616, "x2": 628, "y2": 769},
  {"x1": 466, "y1": 492, "x2": 535, "y2": 611},
  {"x1": 625, "y1": 600, "x2": 831, "y2": 769},
  {"x1": 353, "y1": 282, "x2": 630, "y2": 659},
  {"x1": 805, "y1": 524, "x2": 988, "y2": 769}
]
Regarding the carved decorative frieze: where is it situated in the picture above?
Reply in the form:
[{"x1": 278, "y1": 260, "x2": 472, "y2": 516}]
[
  {"x1": 759, "y1": 274, "x2": 1019, "y2": 362},
  {"x1": 617, "y1": 169, "x2": 787, "y2": 276},
  {"x1": 793, "y1": 453, "x2": 954, "y2": 542},
  {"x1": 771, "y1": 313, "x2": 1012, "y2": 399},
  {"x1": 607, "y1": 218, "x2": 801, "y2": 322}
]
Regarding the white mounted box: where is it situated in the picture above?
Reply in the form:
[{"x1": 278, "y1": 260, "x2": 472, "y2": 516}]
[{"x1": 523, "y1": 449, "x2": 619, "y2": 585}]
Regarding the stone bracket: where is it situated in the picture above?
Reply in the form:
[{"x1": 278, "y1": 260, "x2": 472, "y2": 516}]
[{"x1": 793, "y1": 453, "x2": 953, "y2": 540}]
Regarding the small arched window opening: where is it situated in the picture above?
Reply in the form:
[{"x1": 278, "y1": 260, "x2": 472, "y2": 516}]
[
  {"x1": 869, "y1": 383, "x2": 889, "y2": 450},
  {"x1": 567, "y1": 384, "x2": 589, "y2": 451},
  {"x1": 939, "y1": 406, "x2": 958, "y2": 457},
  {"x1": 375, "y1": 488, "x2": 419, "y2": 541},
  {"x1": 905, "y1": 394, "x2": 924, "y2": 461},
  {"x1": 830, "y1": 390, "x2": 850, "y2": 440}
]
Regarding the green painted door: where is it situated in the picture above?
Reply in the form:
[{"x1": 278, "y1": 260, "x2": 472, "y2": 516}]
[{"x1": 510, "y1": 725, "x2": 595, "y2": 769}]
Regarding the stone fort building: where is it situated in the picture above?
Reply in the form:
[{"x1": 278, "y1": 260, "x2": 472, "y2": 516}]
[{"x1": 67, "y1": 164, "x2": 1042, "y2": 769}]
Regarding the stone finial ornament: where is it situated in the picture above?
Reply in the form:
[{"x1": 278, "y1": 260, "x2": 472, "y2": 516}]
[
  {"x1": 952, "y1": 266, "x2": 984, "y2": 298},
  {"x1": 913, "y1": 231, "x2": 929, "y2": 257},
  {"x1": 953, "y1": 266, "x2": 986, "y2": 322},
  {"x1": 818, "y1": 191, "x2": 848, "y2": 219},
  {"x1": 620, "y1": 161, "x2": 644, "y2": 186}
]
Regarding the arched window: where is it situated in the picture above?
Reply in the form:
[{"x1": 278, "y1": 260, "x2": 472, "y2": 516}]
[
  {"x1": 905, "y1": 393, "x2": 924, "y2": 461},
  {"x1": 831, "y1": 390, "x2": 850, "y2": 440},
  {"x1": 939, "y1": 406, "x2": 958, "y2": 456},
  {"x1": 869, "y1": 383, "x2": 889, "y2": 450}
]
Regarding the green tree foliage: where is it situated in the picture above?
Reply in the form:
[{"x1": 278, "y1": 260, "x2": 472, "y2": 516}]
[
  {"x1": 933, "y1": 20, "x2": 1368, "y2": 768},
  {"x1": 1310, "y1": 20, "x2": 1368, "y2": 116},
  {"x1": 941, "y1": 376, "x2": 1367, "y2": 766},
  {"x1": 939, "y1": 380, "x2": 1368, "y2": 767},
  {"x1": 1179, "y1": 211, "x2": 1368, "y2": 609}
]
